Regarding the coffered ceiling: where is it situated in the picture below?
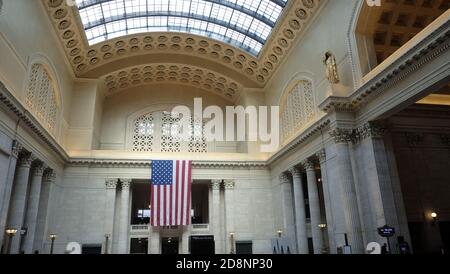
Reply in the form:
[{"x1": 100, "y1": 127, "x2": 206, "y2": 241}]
[{"x1": 43, "y1": 0, "x2": 322, "y2": 99}]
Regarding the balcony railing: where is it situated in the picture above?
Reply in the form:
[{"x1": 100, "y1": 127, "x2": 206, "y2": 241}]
[{"x1": 130, "y1": 223, "x2": 210, "y2": 234}]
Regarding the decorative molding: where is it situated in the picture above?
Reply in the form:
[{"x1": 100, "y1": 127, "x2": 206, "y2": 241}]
[
  {"x1": 440, "y1": 134, "x2": 450, "y2": 147},
  {"x1": 17, "y1": 152, "x2": 34, "y2": 168},
  {"x1": 288, "y1": 167, "x2": 302, "y2": 178},
  {"x1": 405, "y1": 132, "x2": 424, "y2": 146},
  {"x1": 0, "y1": 81, "x2": 69, "y2": 162},
  {"x1": 103, "y1": 63, "x2": 242, "y2": 101},
  {"x1": 42, "y1": 0, "x2": 322, "y2": 88},
  {"x1": 68, "y1": 159, "x2": 267, "y2": 169},
  {"x1": 43, "y1": 169, "x2": 56, "y2": 182},
  {"x1": 315, "y1": 149, "x2": 326, "y2": 163},
  {"x1": 32, "y1": 161, "x2": 46, "y2": 177},
  {"x1": 354, "y1": 121, "x2": 386, "y2": 142},
  {"x1": 120, "y1": 179, "x2": 132, "y2": 190},
  {"x1": 268, "y1": 117, "x2": 331, "y2": 165},
  {"x1": 329, "y1": 128, "x2": 353, "y2": 144},
  {"x1": 278, "y1": 173, "x2": 290, "y2": 184},
  {"x1": 105, "y1": 179, "x2": 118, "y2": 189},
  {"x1": 301, "y1": 160, "x2": 315, "y2": 171},
  {"x1": 11, "y1": 140, "x2": 23, "y2": 158},
  {"x1": 223, "y1": 180, "x2": 235, "y2": 190},
  {"x1": 321, "y1": 19, "x2": 450, "y2": 113},
  {"x1": 211, "y1": 180, "x2": 222, "y2": 190}
]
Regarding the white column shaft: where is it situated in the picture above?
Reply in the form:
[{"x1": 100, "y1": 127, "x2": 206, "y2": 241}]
[
  {"x1": 305, "y1": 165, "x2": 323, "y2": 254},
  {"x1": 117, "y1": 180, "x2": 131, "y2": 254},
  {"x1": 290, "y1": 171, "x2": 308, "y2": 254}
]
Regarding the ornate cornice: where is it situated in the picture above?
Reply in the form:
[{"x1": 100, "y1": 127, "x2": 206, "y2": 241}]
[
  {"x1": 268, "y1": 117, "x2": 331, "y2": 165},
  {"x1": 103, "y1": 63, "x2": 242, "y2": 101},
  {"x1": 0, "y1": 81, "x2": 69, "y2": 162},
  {"x1": 68, "y1": 159, "x2": 268, "y2": 169},
  {"x1": 42, "y1": 0, "x2": 322, "y2": 88},
  {"x1": 320, "y1": 19, "x2": 450, "y2": 113}
]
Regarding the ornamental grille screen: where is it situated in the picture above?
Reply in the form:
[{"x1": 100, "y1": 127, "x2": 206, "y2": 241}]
[
  {"x1": 132, "y1": 110, "x2": 208, "y2": 153},
  {"x1": 281, "y1": 80, "x2": 314, "y2": 142},
  {"x1": 25, "y1": 64, "x2": 58, "y2": 135}
]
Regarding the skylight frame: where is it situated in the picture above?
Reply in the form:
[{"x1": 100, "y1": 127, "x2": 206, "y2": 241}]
[{"x1": 75, "y1": 0, "x2": 288, "y2": 56}]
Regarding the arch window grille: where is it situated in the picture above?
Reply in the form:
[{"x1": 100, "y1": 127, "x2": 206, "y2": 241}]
[
  {"x1": 132, "y1": 110, "x2": 208, "y2": 153},
  {"x1": 281, "y1": 80, "x2": 314, "y2": 142},
  {"x1": 25, "y1": 64, "x2": 58, "y2": 134}
]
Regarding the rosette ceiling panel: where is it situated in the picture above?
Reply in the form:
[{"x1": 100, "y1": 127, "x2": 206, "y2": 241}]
[{"x1": 44, "y1": 0, "x2": 321, "y2": 98}]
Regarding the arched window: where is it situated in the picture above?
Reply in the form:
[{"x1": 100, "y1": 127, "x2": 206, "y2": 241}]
[
  {"x1": 280, "y1": 80, "x2": 314, "y2": 142},
  {"x1": 132, "y1": 110, "x2": 207, "y2": 153},
  {"x1": 25, "y1": 64, "x2": 58, "y2": 135}
]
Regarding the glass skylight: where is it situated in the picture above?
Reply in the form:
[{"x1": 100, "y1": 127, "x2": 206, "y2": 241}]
[{"x1": 75, "y1": 0, "x2": 288, "y2": 56}]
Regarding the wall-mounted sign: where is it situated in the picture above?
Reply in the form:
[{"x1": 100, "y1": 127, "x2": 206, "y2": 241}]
[{"x1": 377, "y1": 225, "x2": 395, "y2": 238}]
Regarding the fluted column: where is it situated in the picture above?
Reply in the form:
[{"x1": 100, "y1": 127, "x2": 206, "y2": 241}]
[
  {"x1": 211, "y1": 180, "x2": 222, "y2": 254},
  {"x1": 287, "y1": 167, "x2": 308, "y2": 254},
  {"x1": 22, "y1": 161, "x2": 45, "y2": 253},
  {"x1": 224, "y1": 180, "x2": 235, "y2": 254},
  {"x1": 104, "y1": 179, "x2": 118, "y2": 254},
  {"x1": 0, "y1": 141, "x2": 22, "y2": 250},
  {"x1": 117, "y1": 179, "x2": 131, "y2": 254},
  {"x1": 330, "y1": 129, "x2": 364, "y2": 253},
  {"x1": 33, "y1": 169, "x2": 54, "y2": 253},
  {"x1": 316, "y1": 149, "x2": 336, "y2": 254},
  {"x1": 279, "y1": 173, "x2": 296, "y2": 252},
  {"x1": 8, "y1": 152, "x2": 34, "y2": 254},
  {"x1": 302, "y1": 160, "x2": 323, "y2": 254}
]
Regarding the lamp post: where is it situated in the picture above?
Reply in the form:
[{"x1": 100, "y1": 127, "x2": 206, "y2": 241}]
[
  {"x1": 277, "y1": 229, "x2": 283, "y2": 238},
  {"x1": 49, "y1": 234, "x2": 57, "y2": 254},
  {"x1": 5, "y1": 229, "x2": 17, "y2": 254},
  {"x1": 431, "y1": 212, "x2": 438, "y2": 225},
  {"x1": 229, "y1": 232, "x2": 235, "y2": 254},
  {"x1": 104, "y1": 234, "x2": 110, "y2": 254},
  {"x1": 318, "y1": 224, "x2": 327, "y2": 254}
]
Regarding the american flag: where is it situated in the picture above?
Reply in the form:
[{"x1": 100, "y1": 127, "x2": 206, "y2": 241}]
[{"x1": 150, "y1": 160, "x2": 192, "y2": 226}]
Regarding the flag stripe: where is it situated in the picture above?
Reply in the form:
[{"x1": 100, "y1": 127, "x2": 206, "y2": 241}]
[{"x1": 151, "y1": 160, "x2": 192, "y2": 227}]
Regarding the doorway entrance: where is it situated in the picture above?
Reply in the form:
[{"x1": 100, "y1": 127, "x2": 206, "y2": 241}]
[
  {"x1": 161, "y1": 237, "x2": 179, "y2": 254},
  {"x1": 190, "y1": 235, "x2": 215, "y2": 254}
]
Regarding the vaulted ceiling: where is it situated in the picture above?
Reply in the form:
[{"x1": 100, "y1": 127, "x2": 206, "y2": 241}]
[{"x1": 43, "y1": 0, "x2": 322, "y2": 100}]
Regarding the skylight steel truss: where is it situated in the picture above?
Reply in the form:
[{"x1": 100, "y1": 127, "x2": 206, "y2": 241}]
[{"x1": 75, "y1": 0, "x2": 288, "y2": 56}]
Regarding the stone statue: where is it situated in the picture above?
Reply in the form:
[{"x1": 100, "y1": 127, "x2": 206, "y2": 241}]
[{"x1": 323, "y1": 51, "x2": 340, "y2": 84}]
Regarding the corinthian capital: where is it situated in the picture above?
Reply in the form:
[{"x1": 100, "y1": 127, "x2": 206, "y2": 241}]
[
  {"x1": 329, "y1": 128, "x2": 353, "y2": 144},
  {"x1": 105, "y1": 179, "x2": 118, "y2": 189},
  {"x1": 32, "y1": 161, "x2": 46, "y2": 177},
  {"x1": 43, "y1": 169, "x2": 56, "y2": 182},
  {"x1": 279, "y1": 173, "x2": 290, "y2": 184},
  {"x1": 224, "y1": 180, "x2": 235, "y2": 190},
  {"x1": 121, "y1": 179, "x2": 132, "y2": 190},
  {"x1": 316, "y1": 149, "x2": 326, "y2": 163},
  {"x1": 288, "y1": 167, "x2": 301, "y2": 177},
  {"x1": 18, "y1": 152, "x2": 34, "y2": 168},
  {"x1": 11, "y1": 140, "x2": 23, "y2": 158},
  {"x1": 355, "y1": 122, "x2": 386, "y2": 142},
  {"x1": 211, "y1": 180, "x2": 222, "y2": 190},
  {"x1": 301, "y1": 160, "x2": 315, "y2": 171}
]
